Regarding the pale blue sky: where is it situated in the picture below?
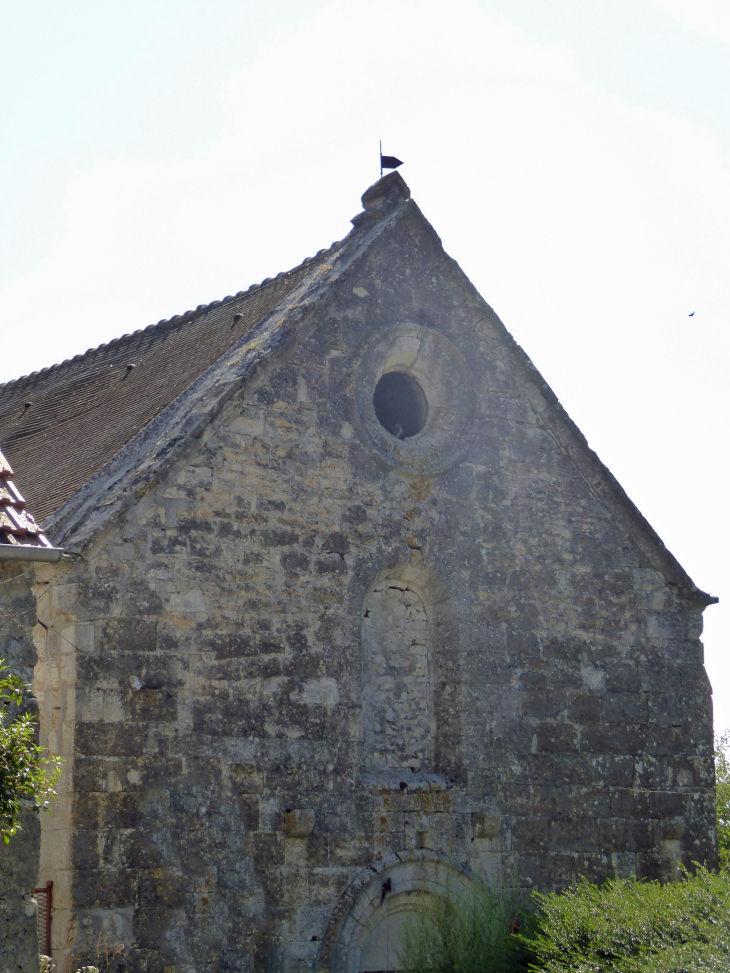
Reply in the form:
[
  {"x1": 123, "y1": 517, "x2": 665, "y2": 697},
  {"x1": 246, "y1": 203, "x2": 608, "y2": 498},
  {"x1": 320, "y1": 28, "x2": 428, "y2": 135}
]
[
  {"x1": 0, "y1": 0, "x2": 321, "y2": 276},
  {"x1": 493, "y1": 0, "x2": 730, "y2": 136},
  {"x1": 1, "y1": 0, "x2": 728, "y2": 729},
  {"x1": 3, "y1": 0, "x2": 729, "y2": 280}
]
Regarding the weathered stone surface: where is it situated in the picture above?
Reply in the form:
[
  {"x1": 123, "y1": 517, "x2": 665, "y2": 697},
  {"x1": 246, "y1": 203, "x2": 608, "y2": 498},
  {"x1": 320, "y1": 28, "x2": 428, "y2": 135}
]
[
  {"x1": 0, "y1": 562, "x2": 41, "y2": 973},
  {"x1": 30, "y1": 178, "x2": 716, "y2": 972},
  {"x1": 284, "y1": 810, "x2": 316, "y2": 839}
]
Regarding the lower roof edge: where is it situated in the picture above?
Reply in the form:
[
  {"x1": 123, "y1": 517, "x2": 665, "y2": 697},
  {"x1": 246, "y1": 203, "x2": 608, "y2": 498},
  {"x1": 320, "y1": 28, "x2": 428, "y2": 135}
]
[{"x1": 0, "y1": 545, "x2": 64, "y2": 563}]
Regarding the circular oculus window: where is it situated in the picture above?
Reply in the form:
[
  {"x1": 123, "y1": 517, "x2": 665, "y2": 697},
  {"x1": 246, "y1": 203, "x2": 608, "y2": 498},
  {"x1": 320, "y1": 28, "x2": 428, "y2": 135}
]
[
  {"x1": 373, "y1": 371, "x2": 429, "y2": 439},
  {"x1": 351, "y1": 324, "x2": 477, "y2": 475}
]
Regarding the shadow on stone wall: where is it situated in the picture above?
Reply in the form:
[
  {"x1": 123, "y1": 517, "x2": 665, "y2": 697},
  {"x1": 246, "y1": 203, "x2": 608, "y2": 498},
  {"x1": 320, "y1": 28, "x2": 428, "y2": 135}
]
[{"x1": 0, "y1": 562, "x2": 41, "y2": 973}]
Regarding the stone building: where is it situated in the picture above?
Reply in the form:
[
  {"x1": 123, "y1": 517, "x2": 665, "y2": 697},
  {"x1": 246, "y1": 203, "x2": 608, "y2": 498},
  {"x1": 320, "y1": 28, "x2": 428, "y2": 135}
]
[
  {"x1": 0, "y1": 447, "x2": 62, "y2": 973},
  {"x1": 0, "y1": 173, "x2": 718, "y2": 973}
]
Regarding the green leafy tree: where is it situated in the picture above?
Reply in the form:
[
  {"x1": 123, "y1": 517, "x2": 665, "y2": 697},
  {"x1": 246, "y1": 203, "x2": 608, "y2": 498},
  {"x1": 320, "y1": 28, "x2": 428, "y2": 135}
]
[
  {"x1": 0, "y1": 659, "x2": 60, "y2": 842},
  {"x1": 716, "y1": 731, "x2": 730, "y2": 870}
]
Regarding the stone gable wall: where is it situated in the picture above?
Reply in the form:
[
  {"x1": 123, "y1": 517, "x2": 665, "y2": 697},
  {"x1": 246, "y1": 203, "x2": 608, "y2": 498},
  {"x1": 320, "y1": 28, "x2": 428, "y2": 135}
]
[{"x1": 35, "y1": 206, "x2": 715, "y2": 973}]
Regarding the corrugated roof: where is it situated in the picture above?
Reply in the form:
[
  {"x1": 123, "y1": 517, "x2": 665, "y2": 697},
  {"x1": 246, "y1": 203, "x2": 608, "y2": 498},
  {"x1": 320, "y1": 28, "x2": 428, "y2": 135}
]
[{"x1": 0, "y1": 246, "x2": 337, "y2": 524}]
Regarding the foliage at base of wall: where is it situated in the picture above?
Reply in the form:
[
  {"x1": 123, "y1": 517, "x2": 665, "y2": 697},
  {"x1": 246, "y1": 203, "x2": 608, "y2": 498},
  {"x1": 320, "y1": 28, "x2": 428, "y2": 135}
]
[
  {"x1": 41, "y1": 939, "x2": 124, "y2": 973},
  {"x1": 530, "y1": 867, "x2": 730, "y2": 972},
  {"x1": 715, "y1": 732, "x2": 730, "y2": 871},
  {"x1": 398, "y1": 874, "x2": 536, "y2": 973},
  {"x1": 41, "y1": 960, "x2": 101, "y2": 973},
  {"x1": 524, "y1": 732, "x2": 730, "y2": 971},
  {"x1": 399, "y1": 866, "x2": 730, "y2": 973}
]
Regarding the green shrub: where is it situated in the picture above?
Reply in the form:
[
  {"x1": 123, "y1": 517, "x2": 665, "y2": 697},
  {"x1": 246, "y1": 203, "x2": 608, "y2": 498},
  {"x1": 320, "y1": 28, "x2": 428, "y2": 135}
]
[
  {"x1": 398, "y1": 873, "x2": 536, "y2": 973},
  {"x1": 716, "y1": 732, "x2": 730, "y2": 871},
  {"x1": 0, "y1": 659, "x2": 60, "y2": 842},
  {"x1": 529, "y1": 866, "x2": 730, "y2": 972}
]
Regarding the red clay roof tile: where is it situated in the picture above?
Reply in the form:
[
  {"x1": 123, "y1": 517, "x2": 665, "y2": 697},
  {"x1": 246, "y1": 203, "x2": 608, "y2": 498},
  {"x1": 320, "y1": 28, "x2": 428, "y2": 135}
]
[{"x1": 0, "y1": 447, "x2": 54, "y2": 551}]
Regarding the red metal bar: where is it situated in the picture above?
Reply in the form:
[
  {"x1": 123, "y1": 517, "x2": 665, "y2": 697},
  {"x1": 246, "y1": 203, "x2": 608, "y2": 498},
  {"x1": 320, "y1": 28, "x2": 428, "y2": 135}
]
[
  {"x1": 45, "y1": 881, "x2": 52, "y2": 957},
  {"x1": 33, "y1": 881, "x2": 52, "y2": 957}
]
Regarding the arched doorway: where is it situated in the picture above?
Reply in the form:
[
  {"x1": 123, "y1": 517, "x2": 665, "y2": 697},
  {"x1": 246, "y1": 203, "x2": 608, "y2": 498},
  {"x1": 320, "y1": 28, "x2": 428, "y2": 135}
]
[
  {"x1": 357, "y1": 891, "x2": 432, "y2": 972},
  {"x1": 326, "y1": 852, "x2": 473, "y2": 973}
]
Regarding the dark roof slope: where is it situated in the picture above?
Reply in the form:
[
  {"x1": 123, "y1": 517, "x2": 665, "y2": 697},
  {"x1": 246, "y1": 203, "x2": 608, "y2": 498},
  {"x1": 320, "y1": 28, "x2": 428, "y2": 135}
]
[{"x1": 0, "y1": 247, "x2": 336, "y2": 523}]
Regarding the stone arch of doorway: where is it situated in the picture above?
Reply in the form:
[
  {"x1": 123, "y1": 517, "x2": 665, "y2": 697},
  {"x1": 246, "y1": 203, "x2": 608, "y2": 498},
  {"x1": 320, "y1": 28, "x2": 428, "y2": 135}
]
[{"x1": 321, "y1": 850, "x2": 474, "y2": 973}]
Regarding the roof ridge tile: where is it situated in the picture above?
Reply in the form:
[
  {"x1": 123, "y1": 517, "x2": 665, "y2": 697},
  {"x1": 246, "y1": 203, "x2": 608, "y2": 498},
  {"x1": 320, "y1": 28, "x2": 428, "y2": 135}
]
[{"x1": 0, "y1": 241, "x2": 340, "y2": 394}]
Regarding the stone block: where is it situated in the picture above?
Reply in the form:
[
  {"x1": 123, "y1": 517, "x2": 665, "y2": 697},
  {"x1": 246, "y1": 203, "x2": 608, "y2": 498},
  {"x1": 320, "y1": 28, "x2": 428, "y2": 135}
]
[
  {"x1": 471, "y1": 812, "x2": 502, "y2": 839},
  {"x1": 284, "y1": 809, "x2": 315, "y2": 838}
]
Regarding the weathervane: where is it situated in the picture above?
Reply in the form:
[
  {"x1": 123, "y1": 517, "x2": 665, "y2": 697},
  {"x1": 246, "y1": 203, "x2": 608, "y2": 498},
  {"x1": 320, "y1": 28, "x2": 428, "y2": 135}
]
[{"x1": 380, "y1": 141, "x2": 403, "y2": 178}]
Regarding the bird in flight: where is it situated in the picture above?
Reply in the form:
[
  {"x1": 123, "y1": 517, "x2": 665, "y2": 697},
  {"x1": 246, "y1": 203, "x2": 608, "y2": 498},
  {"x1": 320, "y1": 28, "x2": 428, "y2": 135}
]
[{"x1": 689, "y1": 311, "x2": 695, "y2": 317}]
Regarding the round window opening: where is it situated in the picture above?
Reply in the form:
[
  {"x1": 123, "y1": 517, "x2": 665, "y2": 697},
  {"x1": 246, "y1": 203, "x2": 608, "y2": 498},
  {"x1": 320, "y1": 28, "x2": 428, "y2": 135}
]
[{"x1": 373, "y1": 371, "x2": 428, "y2": 439}]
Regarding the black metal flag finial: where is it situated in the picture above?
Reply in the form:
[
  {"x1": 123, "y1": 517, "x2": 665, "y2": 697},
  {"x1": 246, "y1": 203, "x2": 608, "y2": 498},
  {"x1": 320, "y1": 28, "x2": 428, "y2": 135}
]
[{"x1": 380, "y1": 141, "x2": 403, "y2": 177}]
